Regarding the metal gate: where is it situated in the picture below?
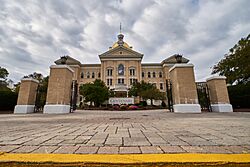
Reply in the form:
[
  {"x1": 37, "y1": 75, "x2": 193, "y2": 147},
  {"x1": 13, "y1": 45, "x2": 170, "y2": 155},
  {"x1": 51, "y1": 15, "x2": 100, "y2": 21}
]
[
  {"x1": 166, "y1": 79, "x2": 173, "y2": 112},
  {"x1": 34, "y1": 84, "x2": 47, "y2": 112},
  {"x1": 70, "y1": 80, "x2": 78, "y2": 112},
  {"x1": 196, "y1": 82, "x2": 211, "y2": 112}
]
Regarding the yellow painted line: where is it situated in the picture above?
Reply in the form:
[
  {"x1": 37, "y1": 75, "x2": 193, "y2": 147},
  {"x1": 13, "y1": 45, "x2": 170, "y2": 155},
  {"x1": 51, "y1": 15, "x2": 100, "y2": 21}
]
[{"x1": 0, "y1": 153, "x2": 250, "y2": 164}]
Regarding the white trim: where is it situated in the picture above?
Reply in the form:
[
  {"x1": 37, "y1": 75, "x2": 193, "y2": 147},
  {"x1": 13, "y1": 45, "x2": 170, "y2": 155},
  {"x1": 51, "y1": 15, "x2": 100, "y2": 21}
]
[
  {"x1": 69, "y1": 65, "x2": 81, "y2": 68},
  {"x1": 101, "y1": 58, "x2": 142, "y2": 61},
  {"x1": 50, "y1": 65, "x2": 74, "y2": 73},
  {"x1": 211, "y1": 104, "x2": 233, "y2": 112},
  {"x1": 169, "y1": 64, "x2": 194, "y2": 72},
  {"x1": 162, "y1": 64, "x2": 175, "y2": 67},
  {"x1": 206, "y1": 76, "x2": 226, "y2": 82},
  {"x1": 141, "y1": 66, "x2": 162, "y2": 69},
  {"x1": 43, "y1": 105, "x2": 71, "y2": 114},
  {"x1": 21, "y1": 78, "x2": 39, "y2": 83},
  {"x1": 173, "y1": 104, "x2": 201, "y2": 113},
  {"x1": 14, "y1": 105, "x2": 35, "y2": 114}
]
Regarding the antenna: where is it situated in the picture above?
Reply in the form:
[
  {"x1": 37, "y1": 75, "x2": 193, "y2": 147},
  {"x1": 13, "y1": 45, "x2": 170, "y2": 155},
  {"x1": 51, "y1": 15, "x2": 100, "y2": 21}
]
[{"x1": 120, "y1": 22, "x2": 122, "y2": 33}]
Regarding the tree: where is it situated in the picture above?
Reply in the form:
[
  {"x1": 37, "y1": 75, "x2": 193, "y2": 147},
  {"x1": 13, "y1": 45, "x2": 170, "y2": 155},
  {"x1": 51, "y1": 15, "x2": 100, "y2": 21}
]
[
  {"x1": 129, "y1": 81, "x2": 166, "y2": 105},
  {"x1": 79, "y1": 79, "x2": 110, "y2": 107},
  {"x1": 0, "y1": 67, "x2": 10, "y2": 91},
  {"x1": 23, "y1": 72, "x2": 43, "y2": 82},
  {"x1": 0, "y1": 67, "x2": 9, "y2": 79},
  {"x1": 212, "y1": 34, "x2": 250, "y2": 85},
  {"x1": 0, "y1": 67, "x2": 18, "y2": 111}
]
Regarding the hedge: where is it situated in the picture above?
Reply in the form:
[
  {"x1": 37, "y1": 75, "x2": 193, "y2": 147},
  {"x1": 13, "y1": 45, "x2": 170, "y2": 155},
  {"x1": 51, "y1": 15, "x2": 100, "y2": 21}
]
[{"x1": 0, "y1": 90, "x2": 18, "y2": 111}]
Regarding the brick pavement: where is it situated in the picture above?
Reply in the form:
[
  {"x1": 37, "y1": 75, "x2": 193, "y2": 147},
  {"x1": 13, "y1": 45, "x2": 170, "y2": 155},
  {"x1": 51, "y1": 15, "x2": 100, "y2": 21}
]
[{"x1": 0, "y1": 110, "x2": 249, "y2": 154}]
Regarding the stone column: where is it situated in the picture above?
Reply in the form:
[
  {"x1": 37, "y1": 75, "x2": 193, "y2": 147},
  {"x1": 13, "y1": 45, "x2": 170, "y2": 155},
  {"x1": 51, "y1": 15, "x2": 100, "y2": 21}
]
[
  {"x1": 14, "y1": 78, "x2": 39, "y2": 114},
  {"x1": 206, "y1": 76, "x2": 233, "y2": 112},
  {"x1": 44, "y1": 65, "x2": 74, "y2": 114},
  {"x1": 169, "y1": 64, "x2": 201, "y2": 113}
]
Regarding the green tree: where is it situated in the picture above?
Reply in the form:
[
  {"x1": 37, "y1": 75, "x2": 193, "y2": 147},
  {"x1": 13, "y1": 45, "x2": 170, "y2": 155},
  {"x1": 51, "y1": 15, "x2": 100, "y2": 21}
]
[
  {"x1": 0, "y1": 67, "x2": 10, "y2": 91},
  {"x1": 0, "y1": 67, "x2": 9, "y2": 79},
  {"x1": 129, "y1": 81, "x2": 166, "y2": 105},
  {"x1": 212, "y1": 34, "x2": 250, "y2": 84},
  {"x1": 79, "y1": 79, "x2": 110, "y2": 107},
  {"x1": 0, "y1": 67, "x2": 18, "y2": 111}
]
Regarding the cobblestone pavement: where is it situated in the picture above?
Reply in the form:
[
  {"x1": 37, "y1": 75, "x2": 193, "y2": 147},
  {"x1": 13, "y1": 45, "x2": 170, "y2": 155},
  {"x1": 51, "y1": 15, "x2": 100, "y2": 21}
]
[{"x1": 0, "y1": 110, "x2": 250, "y2": 154}]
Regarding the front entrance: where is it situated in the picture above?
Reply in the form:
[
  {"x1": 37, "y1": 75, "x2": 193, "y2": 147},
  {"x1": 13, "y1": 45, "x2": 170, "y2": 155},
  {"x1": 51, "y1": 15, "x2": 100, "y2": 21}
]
[{"x1": 115, "y1": 91, "x2": 127, "y2": 97}]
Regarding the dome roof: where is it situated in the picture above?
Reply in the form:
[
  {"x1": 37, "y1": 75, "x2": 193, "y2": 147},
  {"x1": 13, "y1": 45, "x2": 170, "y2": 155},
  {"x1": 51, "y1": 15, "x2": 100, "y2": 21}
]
[
  {"x1": 109, "y1": 33, "x2": 132, "y2": 50},
  {"x1": 111, "y1": 41, "x2": 131, "y2": 49}
]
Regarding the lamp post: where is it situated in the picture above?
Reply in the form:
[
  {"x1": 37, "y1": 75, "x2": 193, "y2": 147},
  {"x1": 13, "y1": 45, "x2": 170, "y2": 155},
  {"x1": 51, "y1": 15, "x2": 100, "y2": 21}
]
[
  {"x1": 174, "y1": 54, "x2": 182, "y2": 63},
  {"x1": 60, "y1": 56, "x2": 67, "y2": 64}
]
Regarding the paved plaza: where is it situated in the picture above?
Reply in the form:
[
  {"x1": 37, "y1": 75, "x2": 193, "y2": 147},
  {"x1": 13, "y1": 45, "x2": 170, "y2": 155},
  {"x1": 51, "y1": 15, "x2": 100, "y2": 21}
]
[{"x1": 0, "y1": 110, "x2": 249, "y2": 154}]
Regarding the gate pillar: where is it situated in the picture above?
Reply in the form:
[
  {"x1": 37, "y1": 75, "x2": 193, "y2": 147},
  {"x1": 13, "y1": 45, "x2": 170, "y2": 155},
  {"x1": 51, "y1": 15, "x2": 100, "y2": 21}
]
[
  {"x1": 206, "y1": 76, "x2": 233, "y2": 112},
  {"x1": 44, "y1": 65, "x2": 73, "y2": 114},
  {"x1": 169, "y1": 64, "x2": 201, "y2": 113},
  {"x1": 14, "y1": 78, "x2": 39, "y2": 114}
]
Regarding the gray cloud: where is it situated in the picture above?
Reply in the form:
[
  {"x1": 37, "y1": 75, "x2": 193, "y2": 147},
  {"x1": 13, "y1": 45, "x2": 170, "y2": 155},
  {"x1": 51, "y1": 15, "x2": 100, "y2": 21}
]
[{"x1": 0, "y1": 0, "x2": 249, "y2": 83}]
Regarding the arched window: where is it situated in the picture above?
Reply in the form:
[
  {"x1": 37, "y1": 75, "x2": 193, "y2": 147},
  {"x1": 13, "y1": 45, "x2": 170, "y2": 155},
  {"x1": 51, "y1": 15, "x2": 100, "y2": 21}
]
[
  {"x1": 98, "y1": 72, "x2": 101, "y2": 78},
  {"x1": 92, "y1": 72, "x2": 95, "y2": 78},
  {"x1": 153, "y1": 72, "x2": 156, "y2": 78},
  {"x1": 142, "y1": 72, "x2": 144, "y2": 78},
  {"x1": 87, "y1": 72, "x2": 90, "y2": 78},
  {"x1": 148, "y1": 72, "x2": 151, "y2": 78},
  {"x1": 118, "y1": 64, "x2": 124, "y2": 76},
  {"x1": 159, "y1": 72, "x2": 162, "y2": 78},
  {"x1": 80, "y1": 72, "x2": 84, "y2": 79},
  {"x1": 107, "y1": 68, "x2": 113, "y2": 76}
]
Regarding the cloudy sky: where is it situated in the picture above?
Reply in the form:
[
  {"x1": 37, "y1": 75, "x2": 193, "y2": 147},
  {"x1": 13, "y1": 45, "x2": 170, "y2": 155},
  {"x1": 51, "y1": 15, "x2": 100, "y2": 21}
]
[{"x1": 0, "y1": 0, "x2": 249, "y2": 83}]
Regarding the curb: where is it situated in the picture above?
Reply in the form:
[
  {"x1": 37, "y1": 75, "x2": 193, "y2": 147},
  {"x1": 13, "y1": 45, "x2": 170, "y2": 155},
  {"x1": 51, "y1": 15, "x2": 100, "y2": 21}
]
[{"x1": 0, "y1": 153, "x2": 250, "y2": 164}]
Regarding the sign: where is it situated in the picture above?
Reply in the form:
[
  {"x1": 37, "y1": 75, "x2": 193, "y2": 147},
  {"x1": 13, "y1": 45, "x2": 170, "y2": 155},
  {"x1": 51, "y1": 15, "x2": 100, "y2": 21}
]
[{"x1": 109, "y1": 97, "x2": 134, "y2": 105}]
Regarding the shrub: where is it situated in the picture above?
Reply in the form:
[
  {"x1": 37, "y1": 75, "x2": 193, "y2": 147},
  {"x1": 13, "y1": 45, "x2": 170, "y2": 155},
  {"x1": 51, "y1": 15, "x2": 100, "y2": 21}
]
[
  {"x1": 120, "y1": 104, "x2": 128, "y2": 110},
  {"x1": 0, "y1": 90, "x2": 18, "y2": 111},
  {"x1": 129, "y1": 105, "x2": 139, "y2": 110},
  {"x1": 113, "y1": 105, "x2": 120, "y2": 110}
]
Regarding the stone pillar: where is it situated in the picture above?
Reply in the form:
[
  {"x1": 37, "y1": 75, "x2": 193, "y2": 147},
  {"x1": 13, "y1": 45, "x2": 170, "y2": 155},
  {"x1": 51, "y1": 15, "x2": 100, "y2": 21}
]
[
  {"x1": 44, "y1": 65, "x2": 74, "y2": 114},
  {"x1": 14, "y1": 78, "x2": 39, "y2": 114},
  {"x1": 169, "y1": 64, "x2": 201, "y2": 113},
  {"x1": 206, "y1": 76, "x2": 233, "y2": 112}
]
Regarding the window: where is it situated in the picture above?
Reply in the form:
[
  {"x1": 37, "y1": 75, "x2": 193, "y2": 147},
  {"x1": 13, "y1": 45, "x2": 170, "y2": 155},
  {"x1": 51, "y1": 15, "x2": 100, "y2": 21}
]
[
  {"x1": 130, "y1": 78, "x2": 137, "y2": 85},
  {"x1": 87, "y1": 72, "x2": 90, "y2": 78},
  {"x1": 107, "y1": 69, "x2": 113, "y2": 76},
  {"x1": 118, "y1": 64, "x2": 124, "y2": 75},
  {"x1": 148, "y1": 72, "x2": 151, "y2": 78},
  {"x1": 118, "y1": 78, "x2": 124, "y2": 84},
  {"x1": 159, "y1": 72, "x2": 162, "y2": 78},
  {"x1": 129, "y1": 68, "x2": 135, "y2": 76},
  {"x1": 107, "y1": 79, "x2": 113, "y2": 86},
  {"x1": 98, "y1": 72, "x2": 101, "y2": 78},
  {"x1": 142, "y1": 72, "x2": 144, "y2": 78},
  {"x1": 80, "y1": 72, "x2": 84, "y2": 79},
  {"x1": 153, "y1": 72, "x2": 156, "y2": 78},
  {"x1": 160, "y1": 83, "x2": 163, "y2": 90},
  {"x1": 92, "y1": 72, "x2": 95, "y2": 78}
]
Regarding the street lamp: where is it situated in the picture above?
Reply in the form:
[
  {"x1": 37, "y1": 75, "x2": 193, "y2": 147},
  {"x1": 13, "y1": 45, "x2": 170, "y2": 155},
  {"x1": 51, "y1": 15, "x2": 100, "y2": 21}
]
[
  {"x1": 60, "y1": 56, "x2": 67, "y2": 64},
  {"x1": 175, "y1": 54, "x2": 182, "y2": 63}
]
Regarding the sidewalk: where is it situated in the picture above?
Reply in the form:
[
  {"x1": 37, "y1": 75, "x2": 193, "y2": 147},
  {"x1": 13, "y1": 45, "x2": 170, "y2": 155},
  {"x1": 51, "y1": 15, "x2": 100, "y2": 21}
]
[{"x1": 0, "y1": 110, "x2": 249, "y2": 154}]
